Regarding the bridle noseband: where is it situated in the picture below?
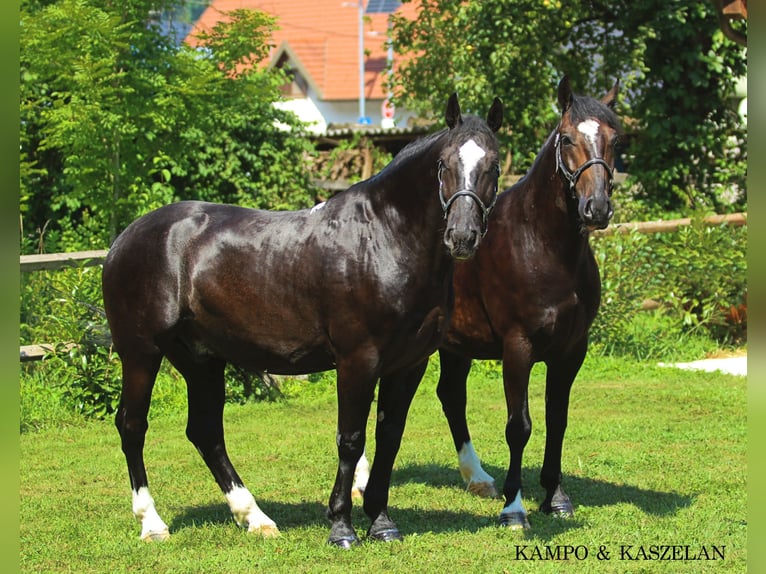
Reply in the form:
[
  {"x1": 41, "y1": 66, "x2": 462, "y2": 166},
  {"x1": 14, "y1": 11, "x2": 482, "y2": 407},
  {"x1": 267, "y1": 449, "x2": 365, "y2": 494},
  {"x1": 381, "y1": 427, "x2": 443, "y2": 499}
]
[
  {"x1": 554, "y1": 132, "x2": 615, "y2": 198},
  {"x1": 437, "y1": 160, "x2": 498, "y2": 236}
]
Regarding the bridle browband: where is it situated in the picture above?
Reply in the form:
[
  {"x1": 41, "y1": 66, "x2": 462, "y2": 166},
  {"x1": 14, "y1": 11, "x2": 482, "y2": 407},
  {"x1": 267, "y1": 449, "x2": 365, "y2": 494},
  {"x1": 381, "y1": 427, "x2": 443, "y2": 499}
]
[
  {"x1": 554, "y1": 132, "x2": 615, "y2": 198},
  {"x1": 437, "y1": 160, "x2": 498, "y2": 236}
]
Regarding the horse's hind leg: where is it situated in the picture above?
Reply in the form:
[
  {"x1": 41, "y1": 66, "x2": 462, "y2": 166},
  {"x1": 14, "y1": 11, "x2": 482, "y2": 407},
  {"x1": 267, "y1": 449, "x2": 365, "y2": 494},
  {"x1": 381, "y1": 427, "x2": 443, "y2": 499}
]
[
  {"x1": 436, "y1": 349, "x2": 498, "y2": 498},
  {"x1": 166, "y1": 348, "x2": 279, "y2": 537},
  {"x1": 114, "y1": 351, "x2": 169, "y2": 541}
]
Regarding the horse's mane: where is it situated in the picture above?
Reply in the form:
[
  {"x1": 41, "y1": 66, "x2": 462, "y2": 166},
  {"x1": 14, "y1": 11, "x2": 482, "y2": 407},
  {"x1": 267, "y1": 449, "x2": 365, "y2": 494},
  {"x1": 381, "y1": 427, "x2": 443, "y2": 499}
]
[
  {"x1": 378, "y1": 114, "x2": 493, "y2": 174},
  {"x1": 387, "y1": 128, "x2": 447, "y2": 168}
]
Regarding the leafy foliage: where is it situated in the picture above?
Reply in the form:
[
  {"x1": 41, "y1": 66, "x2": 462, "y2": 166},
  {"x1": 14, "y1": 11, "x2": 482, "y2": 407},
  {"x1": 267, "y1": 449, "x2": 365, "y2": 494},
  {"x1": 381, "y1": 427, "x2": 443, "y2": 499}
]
[
  {"x1": 390, "y1": 0, "x2": 747, "y2": 211},
  {"x1": 20, "y1": 265, "x2": 121, "y2": 418},
  {"x1": 20, "y1": 0, "x2": 317, "y2": 253},
  {"x1": 589, "y1": 219, "x2": 747, "y2": 359},
  {"x1": 622, "y1": 1, "x2": 747, "y2": 212}
]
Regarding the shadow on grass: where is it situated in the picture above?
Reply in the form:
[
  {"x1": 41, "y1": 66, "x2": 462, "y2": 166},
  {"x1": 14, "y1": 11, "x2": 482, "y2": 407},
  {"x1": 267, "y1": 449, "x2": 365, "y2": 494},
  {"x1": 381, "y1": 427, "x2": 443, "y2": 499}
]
[
  {"x1": 394, "y1": 462, "x2": 694, "y2": 516},
  {"x1": 168, "y1": 462, "x2": 692, "y2": 540},
  {"x1": 170, "y1": 498, "x2": 496, "y2": 538}
]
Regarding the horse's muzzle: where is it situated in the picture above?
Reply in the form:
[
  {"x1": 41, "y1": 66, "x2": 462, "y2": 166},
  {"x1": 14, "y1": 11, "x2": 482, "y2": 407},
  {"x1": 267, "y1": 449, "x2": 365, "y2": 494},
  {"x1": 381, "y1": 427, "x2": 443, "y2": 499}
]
[
  {"x1": 444, "y1": 227, "x2": 480, "y2": 260},
  {"x1": 579, "y1": 196, "x2": 614, "y2": 230}
]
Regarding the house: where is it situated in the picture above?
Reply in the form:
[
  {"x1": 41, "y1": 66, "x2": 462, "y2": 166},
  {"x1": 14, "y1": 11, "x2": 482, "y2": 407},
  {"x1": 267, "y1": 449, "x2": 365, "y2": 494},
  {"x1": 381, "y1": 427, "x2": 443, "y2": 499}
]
[{"x1": 186, "y1": 0, "x2": 421, "y2": 135}]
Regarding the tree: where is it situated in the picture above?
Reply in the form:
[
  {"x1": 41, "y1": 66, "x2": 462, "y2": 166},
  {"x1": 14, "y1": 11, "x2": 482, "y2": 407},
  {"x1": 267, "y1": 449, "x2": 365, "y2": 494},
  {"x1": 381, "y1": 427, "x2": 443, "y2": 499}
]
[
  {"x1": 20, "y1": 0, "x2": 316, "y2": 253},
  {"x1": 621, "y1": 0, "x2": 747, "y2": 212},
  {"x1": 389, "y1": 0, "x2": 746, "y2": 212}
]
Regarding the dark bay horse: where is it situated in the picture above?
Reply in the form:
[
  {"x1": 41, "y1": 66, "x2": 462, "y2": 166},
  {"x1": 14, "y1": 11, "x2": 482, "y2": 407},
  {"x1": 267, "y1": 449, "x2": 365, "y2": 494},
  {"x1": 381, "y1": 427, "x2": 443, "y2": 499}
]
[
  {"x1": 102, "y1": 94, "x2": 503, "y2": 547},
  {"x1": 434, "y1": 76, "x2": 621, "y2": 528}
]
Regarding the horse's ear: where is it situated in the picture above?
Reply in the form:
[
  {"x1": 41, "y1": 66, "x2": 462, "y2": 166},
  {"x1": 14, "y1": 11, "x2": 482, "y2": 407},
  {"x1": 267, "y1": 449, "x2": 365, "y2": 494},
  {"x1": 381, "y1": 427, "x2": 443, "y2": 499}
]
[
  {"x1": 446, "y1": 92, "x2": 462, "y2": 129},
  {"x1": 487, "y1": 97, "x2": 503, "y2": 132},
  {"x1": 557, "y1": 75, "x2": 573, "y2": 114},
  {"x1": 601, "y1": 79, "x2": 620, "y2": 109}
]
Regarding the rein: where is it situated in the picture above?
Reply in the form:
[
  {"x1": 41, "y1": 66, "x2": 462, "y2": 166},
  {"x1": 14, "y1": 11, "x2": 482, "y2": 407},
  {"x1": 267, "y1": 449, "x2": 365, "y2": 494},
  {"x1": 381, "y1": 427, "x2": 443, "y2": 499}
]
[
  {"x1": 437, "y1": 160, "x2": 498, "y2": 236},
  {"x1": 554, "y1": 133, "x2": 614, "y2": 198}
]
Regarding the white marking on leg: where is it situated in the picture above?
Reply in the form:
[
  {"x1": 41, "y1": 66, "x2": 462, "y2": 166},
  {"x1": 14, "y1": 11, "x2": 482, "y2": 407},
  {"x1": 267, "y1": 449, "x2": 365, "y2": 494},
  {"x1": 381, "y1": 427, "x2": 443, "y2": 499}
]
[
  {"x1": 458, "y1": 139, "x2": 487, "y2": 190},
  {"x1": 352, "y1": 450, "x2": 370, "y2": 497},
  {"x1": 458, "y1": 441, "x2": 497, "y2": 497},
  {"x1": 310, "y1": 201, "x2": 326, "y2": 214},
  {"x1": 500, "y1": 489, "x2": 527, "y2": 516},
  {"x1": 225, "y1": 485, "x2": 279, "y2": 537},
  {"x1": 577, "y1": 119, "x2": 600, "y2": 149},
  {"x1": 132, "y1": 487, "x2": 170, "y2": 541}
]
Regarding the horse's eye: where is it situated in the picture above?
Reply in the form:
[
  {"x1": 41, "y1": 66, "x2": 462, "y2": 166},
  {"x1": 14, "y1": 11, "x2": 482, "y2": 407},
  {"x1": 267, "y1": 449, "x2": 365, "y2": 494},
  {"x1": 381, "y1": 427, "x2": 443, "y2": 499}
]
[{"x1": 560, "y1": 135, "x2": 573, "y2": 146}]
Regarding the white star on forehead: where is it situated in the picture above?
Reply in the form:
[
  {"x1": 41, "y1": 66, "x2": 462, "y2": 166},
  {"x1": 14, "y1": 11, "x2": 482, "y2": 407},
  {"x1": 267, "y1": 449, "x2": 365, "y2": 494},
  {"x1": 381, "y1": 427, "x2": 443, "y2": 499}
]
[
  {"x1": 458, "y1": 139, "x2": 486, "y2": 189},
  {"x1": 577, "y1": 119, "x2": 600, "y2": 146}
]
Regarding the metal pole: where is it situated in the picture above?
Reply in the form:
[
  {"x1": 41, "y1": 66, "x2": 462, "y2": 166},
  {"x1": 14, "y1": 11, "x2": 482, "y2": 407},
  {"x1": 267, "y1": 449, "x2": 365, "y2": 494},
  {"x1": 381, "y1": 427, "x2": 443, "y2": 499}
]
[{"x1": 358, "y1": 1, "x2": 367, "y2": 123}]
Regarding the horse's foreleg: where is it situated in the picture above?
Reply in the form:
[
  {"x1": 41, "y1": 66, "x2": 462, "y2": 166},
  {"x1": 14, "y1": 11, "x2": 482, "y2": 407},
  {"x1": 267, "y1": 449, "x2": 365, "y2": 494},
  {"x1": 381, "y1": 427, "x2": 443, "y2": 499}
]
[
  {"x1": 540, "y1": 343, "x2": 586, "y2": 517},
  {"x1": 499, "y1": 342, "x2": 533, "y2": 529},
  {"x1": 114, "y1": 352, "x2": 169, "y2": 541},
  {"x1": 363, "y1": 359, "x2": 429, "y2": 543},
  {"x1": 327, "y1": 359, "x2": 378, "y2": 548},
  {"x1": 436, "y1": 349, "x2": 497, "y2": 498},
  {"x1": 179, "y1": 354, "x2": 278, "y2": 537}
]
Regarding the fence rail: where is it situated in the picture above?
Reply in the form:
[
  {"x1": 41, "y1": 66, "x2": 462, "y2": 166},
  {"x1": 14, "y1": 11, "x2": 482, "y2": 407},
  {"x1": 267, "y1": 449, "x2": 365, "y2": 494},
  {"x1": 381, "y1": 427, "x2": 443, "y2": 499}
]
[
  {"x1": 20, "y1": 211, "x2": 746, "y2": 360},
  {"x1": 20, "y1": 249, "x2": 108, "y2": 272},
  {"x1": 592, "y1": 212, "x2": 746, "y2": 237}
]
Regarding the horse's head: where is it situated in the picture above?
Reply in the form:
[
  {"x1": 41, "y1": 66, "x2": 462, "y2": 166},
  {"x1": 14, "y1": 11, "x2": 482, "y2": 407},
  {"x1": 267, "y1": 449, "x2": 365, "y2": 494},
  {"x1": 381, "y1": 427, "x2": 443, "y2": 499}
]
[
  {"x1": 439, "y1": 93, "x2": 503, "y2": 259},
  {"x1": 555, "y1": 75, "x2": 622, "y2": 231}
]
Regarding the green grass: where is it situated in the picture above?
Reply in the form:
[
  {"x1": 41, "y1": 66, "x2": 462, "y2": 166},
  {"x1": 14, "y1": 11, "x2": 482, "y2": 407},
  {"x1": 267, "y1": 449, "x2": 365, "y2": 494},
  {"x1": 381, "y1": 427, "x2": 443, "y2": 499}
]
[{"x1": 20, "y1": 355, "x2": 747, "y2": 573}]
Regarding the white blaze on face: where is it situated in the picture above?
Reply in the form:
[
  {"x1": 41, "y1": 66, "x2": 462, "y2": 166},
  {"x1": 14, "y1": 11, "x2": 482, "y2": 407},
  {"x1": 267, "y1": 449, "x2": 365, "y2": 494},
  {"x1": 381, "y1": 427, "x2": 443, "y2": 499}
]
[
  {"x1": 458, "y1": 139, "x2": 487, "y2": 193},
  {"x1": 577, "y1": 119, "x2": 601, "y2": 151}
]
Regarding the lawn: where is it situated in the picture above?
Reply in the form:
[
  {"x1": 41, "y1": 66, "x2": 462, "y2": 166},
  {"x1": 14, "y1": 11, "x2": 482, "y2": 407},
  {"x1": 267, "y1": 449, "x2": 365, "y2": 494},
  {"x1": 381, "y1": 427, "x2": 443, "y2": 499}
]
[{"x1": 20, "y1": 355, "x2": 747, "y2": 573}]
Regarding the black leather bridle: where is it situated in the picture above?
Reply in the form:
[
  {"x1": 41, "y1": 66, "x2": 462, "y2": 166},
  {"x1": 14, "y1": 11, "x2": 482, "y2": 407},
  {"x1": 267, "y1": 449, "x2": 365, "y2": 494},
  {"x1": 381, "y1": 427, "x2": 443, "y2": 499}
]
[
  {"x1": 554, "y1": 132, "x2": 615, "y2": 198},
  {"x1": 437, "y1": 160, "x2": 499, "y2": 236}
]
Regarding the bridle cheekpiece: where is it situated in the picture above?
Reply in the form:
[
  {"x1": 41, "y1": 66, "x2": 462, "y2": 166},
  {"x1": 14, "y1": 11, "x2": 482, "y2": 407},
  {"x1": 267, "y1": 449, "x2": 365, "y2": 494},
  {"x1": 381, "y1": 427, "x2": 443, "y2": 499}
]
[
  {"x1": 554, "y1": 132, "x2": 614, "y2": 199},
  {"x1": 437, "y1": 159, "x2": 498, "y2": 236}
]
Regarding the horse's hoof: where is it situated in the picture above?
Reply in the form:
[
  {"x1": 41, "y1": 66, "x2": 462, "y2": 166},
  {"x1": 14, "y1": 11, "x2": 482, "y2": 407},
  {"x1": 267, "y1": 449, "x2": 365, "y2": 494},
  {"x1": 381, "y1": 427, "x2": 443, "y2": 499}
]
[
  {"x1": 141, "y1": 529, "x2": 170, "y2": 542},
  {"x1": 550, "y1": 503, "x2": 574, "y2": 518},
  {"x1": 541, "y1": 492, "x2": 574, "y2": 517},
  {"x1": 368, "y1": 527, "x2": 403, "y2": 543},
  {"x1": 499, "y1": 511, "x2": 530, "y2": 530},
  {"x1": 249, "y1": 524, "x2": 281, "y2": 538},
  {"x1": 467, "y1": 480, "x2": 500, "y2": 499},
  {"x1": 327, "y1": 535, "x2": 361, "y2": 549}
]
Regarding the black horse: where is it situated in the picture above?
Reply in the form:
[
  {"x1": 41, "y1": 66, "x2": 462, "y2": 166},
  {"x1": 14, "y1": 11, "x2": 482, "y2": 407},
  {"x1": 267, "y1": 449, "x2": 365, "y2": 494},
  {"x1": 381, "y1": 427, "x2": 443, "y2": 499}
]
[
  {"x1": 102, "y1": 94, "x2": 503, "y2": 547},
  {"x1": 433, "y1": 76, "x2": 621, "y2": 528}
]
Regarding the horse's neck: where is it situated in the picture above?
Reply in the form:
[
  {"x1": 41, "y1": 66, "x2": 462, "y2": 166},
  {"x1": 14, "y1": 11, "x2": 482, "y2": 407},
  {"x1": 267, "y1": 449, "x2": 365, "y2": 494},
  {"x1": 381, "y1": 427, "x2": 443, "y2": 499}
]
[
  {"x1": 372, "y1": 146, "x2": 443, "y2": 231},
  {"x1": 515, "y1": 142, "x2": 590, "y2": 255}
]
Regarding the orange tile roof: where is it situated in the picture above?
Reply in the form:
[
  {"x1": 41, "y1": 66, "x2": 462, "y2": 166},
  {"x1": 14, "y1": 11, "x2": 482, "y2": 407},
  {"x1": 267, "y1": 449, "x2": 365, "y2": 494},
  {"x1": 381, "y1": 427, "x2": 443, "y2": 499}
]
[{"x1": 187, "y1": 0, "x2": 419, "y2": 101}]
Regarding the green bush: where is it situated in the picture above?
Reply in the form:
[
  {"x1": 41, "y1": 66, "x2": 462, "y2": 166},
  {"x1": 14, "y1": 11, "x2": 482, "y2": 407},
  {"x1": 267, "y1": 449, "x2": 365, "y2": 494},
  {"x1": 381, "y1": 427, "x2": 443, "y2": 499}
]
[
  {"x1": 589, "y1": 218, "x2": 747, "y2": 360},
  {"x1": 21, "y1": 265, "x2": 121, "y2": 419}
]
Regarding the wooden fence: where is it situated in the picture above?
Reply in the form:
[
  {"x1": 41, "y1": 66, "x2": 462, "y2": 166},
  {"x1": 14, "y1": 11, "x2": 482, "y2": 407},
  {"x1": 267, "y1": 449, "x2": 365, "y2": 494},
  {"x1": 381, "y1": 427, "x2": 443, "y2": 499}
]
[{"x1": 20, "y1": 212, "x2": 746, "y2": 360}]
